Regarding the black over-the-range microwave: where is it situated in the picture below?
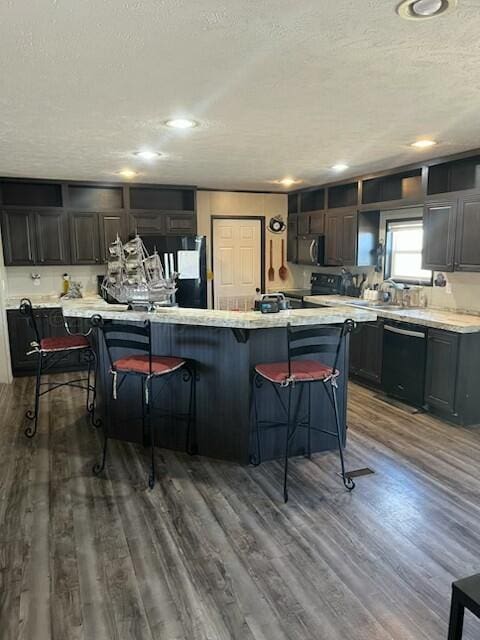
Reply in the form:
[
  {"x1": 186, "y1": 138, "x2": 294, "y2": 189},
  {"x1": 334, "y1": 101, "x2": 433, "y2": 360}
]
[{"x1": 296, "y1": 234, "x2": 326, "y2": 266}]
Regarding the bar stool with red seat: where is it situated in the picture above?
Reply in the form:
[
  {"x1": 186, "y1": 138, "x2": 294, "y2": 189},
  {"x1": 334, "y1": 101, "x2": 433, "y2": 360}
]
[
  {"x1": 251, "y1": 319, "x2": 356, "y2": 502},
  {"x1": 19, "y1": 298, "x2": 99, "y2": 438},
  {"x1": 90, "y1": 315, "x2": 196, "y2": 489}
]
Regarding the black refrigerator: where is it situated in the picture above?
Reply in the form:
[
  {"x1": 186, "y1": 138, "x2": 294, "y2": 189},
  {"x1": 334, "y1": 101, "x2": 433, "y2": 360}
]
[{"x1": 142, "y1": 235, "x2": 207, "y2": 309}]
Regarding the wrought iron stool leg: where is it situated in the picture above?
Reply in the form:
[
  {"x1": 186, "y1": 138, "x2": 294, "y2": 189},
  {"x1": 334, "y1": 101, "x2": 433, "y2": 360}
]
[
  {"x1": 185, "y1": 363, "x2": 198, "y2": 455},
  {"x1": 87, "y1": 350, "x2": 101, "y2": 428},
  {"x1": 306, "y1": 382, "x2": 312, "y2": 459},
  {"x1": 283, "y1": 384, "x2": 293, "y2": 503},
  {"x1": 146, "y1": 377, "x2": 155, "y2": 489},
  {"x1": 25, "y1": 353, "x2": 42, "y2": 438},
  {"x1": 93, "y1": 431, "x2": 108, "y2": 475},
  {"x1": 330, "y1": 379, "x2": 355, "y2": 492},
  {"x1": 249, "y1": 374, "x2": 262, "y2": 466}
]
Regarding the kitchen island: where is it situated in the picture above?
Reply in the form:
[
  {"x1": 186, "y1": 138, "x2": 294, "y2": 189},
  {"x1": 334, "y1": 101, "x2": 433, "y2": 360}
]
[{"x1": 64, "y1": 299, "x2": 377, "y2": 463}]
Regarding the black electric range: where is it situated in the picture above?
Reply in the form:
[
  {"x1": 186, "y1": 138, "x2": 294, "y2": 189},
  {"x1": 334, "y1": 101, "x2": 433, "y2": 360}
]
[{"x1": 280, "y1": 273, "x2": 343, "y2": 308}]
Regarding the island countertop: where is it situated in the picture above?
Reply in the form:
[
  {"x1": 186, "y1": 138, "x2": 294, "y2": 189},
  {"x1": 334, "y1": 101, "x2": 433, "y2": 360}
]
[{"x1": 59, "y1": 297, "x2": 377, "y2": 329}]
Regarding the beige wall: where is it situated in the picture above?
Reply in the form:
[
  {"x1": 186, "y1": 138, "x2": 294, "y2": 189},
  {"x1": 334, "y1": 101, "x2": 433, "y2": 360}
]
[
  {"x1": 197, "y1": 190, "x2": 295, "y2": 307},
  {"x1": 5, "y1": 265, "x2": 104, "y2": 297}
]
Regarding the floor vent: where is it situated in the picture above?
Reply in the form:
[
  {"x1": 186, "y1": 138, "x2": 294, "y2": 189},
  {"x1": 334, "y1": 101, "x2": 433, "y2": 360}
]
[{"x1": 341, "y1": 468, "x2": 375, "y2": 479}]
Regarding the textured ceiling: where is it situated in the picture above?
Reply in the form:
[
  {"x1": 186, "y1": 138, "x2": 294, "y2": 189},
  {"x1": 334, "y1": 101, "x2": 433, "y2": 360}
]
[{"x1": 1, "y1": 0, "x2": 480, "y2": 191}]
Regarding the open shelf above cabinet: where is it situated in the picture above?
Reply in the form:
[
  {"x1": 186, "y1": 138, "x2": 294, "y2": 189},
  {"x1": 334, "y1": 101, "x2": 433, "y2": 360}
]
[
  {"x1": 362, "y1": 169, "x2": 422, "y2": 206},
  {"x1": 129, "y1": 186, "x2": 195, "y2": 211},
  {"x1": 67, "y1": 185, "x2": 124, "y2": 209},
  {"x1": 327, "y1": 182, "x2": 358, "y2": 209},
  {"x1": 427, "y1": 156, "x2": 480, "y2": 195},
  {"x1": 1, "y1": 181, "x2": 63, "y2": 207},
  {"x1": 300, "y1": 188, "x2": 325, "y2": 212}
]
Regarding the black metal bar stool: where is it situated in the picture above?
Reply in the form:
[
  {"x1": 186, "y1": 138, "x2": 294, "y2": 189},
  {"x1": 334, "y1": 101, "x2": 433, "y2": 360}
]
[
  {"x1": 251, "y1": 319, "x2": 356, "y2": 502},
  {"x1": 19, "y1": 298, "x2": 99, "y2": 438},
  {"x1": 90, "y1": 315, "x2": 197, "y2": 489},
  {"x1": 448, "y1": 573, "x2": 480, "y2": 639}
]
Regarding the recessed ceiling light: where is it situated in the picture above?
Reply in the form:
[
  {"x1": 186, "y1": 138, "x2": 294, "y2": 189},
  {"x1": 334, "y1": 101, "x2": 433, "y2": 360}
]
[
  {"x1": 118, "y1": 169, "x2": 138, "y2": 179},
  {"x1": 332, "y1": 163, "x2": 349, "y2": 172},
  {"x1": 133, "y1": 150, "x2": 162, "y2": 160},
  {"x1": 274, "y1": 177, "x2": 302, "y2": 187},
  {"x1": 411, "y1": 139, "x2": 437, "y2": 149},
  {"x1": 165, "y1": 118, "x2": 198, "y2": 129},
  {"x1": 397, "y1": 0, "x2": 457, "y2": 20}
]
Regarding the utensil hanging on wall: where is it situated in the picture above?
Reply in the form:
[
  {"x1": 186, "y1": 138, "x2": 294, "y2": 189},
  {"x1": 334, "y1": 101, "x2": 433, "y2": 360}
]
[
  {"x1": 279, "y1": 239, "x2": 288, "y2": 281},
  {"x1": 268, "y1": 239, "x2": 275, "y2": 281}
]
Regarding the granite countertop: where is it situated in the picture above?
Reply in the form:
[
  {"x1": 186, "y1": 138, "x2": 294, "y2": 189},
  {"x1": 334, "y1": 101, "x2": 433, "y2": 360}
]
[
  {"x1": 4, "y1": 294, "x2": 100, "y2": 310},
  {"x1": 60, "y1": 298, "x2": 377, "y2": 330},
  {"x1": 304, "y1": 295, "x2": 480, "y2": 334}
]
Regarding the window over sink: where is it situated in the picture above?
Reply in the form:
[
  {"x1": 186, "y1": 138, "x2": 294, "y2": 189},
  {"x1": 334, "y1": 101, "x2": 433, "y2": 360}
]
[{"x1": 385, "y1": 218, "x2": 432, "y2": 285}]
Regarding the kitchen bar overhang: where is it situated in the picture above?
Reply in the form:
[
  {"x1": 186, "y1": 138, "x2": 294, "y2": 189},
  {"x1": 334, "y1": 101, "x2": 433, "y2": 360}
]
[{"x1": 64, "y1": 299, "x2": 377, "y2": 464}]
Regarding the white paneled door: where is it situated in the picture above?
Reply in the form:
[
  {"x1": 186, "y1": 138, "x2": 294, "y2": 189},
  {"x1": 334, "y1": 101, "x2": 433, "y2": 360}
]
[{"x1": 213, "y1": 218, "x2": 262, "y2": 311}]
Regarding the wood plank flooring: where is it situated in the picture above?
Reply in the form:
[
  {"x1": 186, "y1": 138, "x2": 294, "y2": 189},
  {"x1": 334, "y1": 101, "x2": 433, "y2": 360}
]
[{"x1": 1, "y1": 375, "x2": 480, "y2": 639}]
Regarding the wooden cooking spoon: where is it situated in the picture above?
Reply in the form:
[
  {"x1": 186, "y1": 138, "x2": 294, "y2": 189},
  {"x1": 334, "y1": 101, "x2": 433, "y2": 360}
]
[
  {"x1": 279, "y1": 238, "x2": 288, "y2": 281},
  {"x1": 268, "y1": 239, "x2": 275, "y2": 281}
]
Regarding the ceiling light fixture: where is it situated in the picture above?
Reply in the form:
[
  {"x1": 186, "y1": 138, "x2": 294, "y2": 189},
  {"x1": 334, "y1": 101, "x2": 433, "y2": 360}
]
[
  {"x1": 331, "y1": 163, "x2": 349, "y2": 172},
  {"x1": 275, "y1": 177, "x2": 302, "y2": 188},
  {"x1": 165, "y1": 118, "x2": 198, "y2": 129},
  {"x1": 133, "y1": 150, "x2": 162, "y2": 160},
  {"x1": 411, "y1": 139, "x2": 437, "y2": 149},
  {"x1": 118, "y1": 169, "x2": 138, "y2": 179},
  {"x1": 397, "y1": 0, "x2": 457, "y2": 20}
]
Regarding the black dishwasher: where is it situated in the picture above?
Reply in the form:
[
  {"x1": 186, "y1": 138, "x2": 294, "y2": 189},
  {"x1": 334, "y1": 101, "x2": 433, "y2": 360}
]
[{"x1": 382, "y1": 320, "x2": 427, "y2": 408}]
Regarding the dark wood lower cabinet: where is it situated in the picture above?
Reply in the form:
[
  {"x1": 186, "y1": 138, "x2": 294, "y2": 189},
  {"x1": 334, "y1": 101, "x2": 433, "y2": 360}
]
[
  {"x1": 7, "y1": 308, "x2": 89, "y2": 377},
  {"x1": 349, "y1": 320, "x2": 383, "y2": 385},
  {"x1": 424, "y1": 328, "x2": 480, "y2": 426}
]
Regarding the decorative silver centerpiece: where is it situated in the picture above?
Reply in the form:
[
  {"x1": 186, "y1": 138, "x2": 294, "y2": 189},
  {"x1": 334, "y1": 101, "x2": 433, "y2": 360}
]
[{"x1": 102, "y1": 235, "x2": 177, "y2": 309}]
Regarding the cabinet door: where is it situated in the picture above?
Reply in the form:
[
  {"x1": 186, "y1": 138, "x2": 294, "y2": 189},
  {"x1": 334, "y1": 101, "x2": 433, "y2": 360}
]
[
  {"x1": 297, "y1": 213, "x2": 310, "y2": 236},
  {"x1": 422, "y1": 201, "x2": 456, "y2": 271},
  {"x1": 349, "y1": 320, "x2": 383, "y2": 384},
  {"x1": 165, "y1": 213, "x2": 196, "y2": 235},
  {"x1": 425, "y1": 329, "x2": 459, "y2": 413},
  {"x1": 454, "y1": 196, "x2": 480, "y2": 271},
  {"x1": 287, "y1": 215, "x2": 297, "y2": 263},
  {"x1": 1, "y1": 210, "x2": 36, "y2": 265},
  {"x1": 70, "y1": 212, "x2": 101, "y2": 264},
  {"x1": 7, "y1": 310, "x2": 38, "y2": 375},
  {"x1": 35, "y1": 211, "x2": 69, "y2": 265},
  {"x1": 358, "y1": 320, "x2": 383, "y2": 384},
  {"x1": 309, "y1": 211, "x2": 325, "y2": 234},
  {"x1": 324, "y1": 212, "x2": 342, "y2": 266},
  {"x1": 129, "y1": 212, "x2": 165, "y2": 236},
  {"x1": 99, "y1": 213, "x2": 126, "y2": 263},
  {"x1": 341, "y1": 210, "x2": 357, "y2": 266}
]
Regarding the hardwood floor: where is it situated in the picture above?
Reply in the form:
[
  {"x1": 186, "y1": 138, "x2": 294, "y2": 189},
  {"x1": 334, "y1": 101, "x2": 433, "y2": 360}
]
[{"x1": 1, "y1": 375, "x2": 480, "y2": 639}]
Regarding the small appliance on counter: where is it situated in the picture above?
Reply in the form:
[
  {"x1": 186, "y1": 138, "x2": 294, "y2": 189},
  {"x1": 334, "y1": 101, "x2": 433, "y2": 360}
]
[
  {"x1": 254, "y1": 293, "x2": 290, "y2": 314},
  {"x1": 280, "y1": 272, "x2": 343, "y2": 308}
]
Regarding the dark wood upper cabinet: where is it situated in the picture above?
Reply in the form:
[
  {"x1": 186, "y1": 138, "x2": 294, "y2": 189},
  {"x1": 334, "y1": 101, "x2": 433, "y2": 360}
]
[
  {"x1": 422, "y1": 200, "x2": 456, "y2": 271},
  {"x1": 99, "y1": 212, "x2": 126, "y2": 262},
  {"x1": 70, "y1": 212, "x2": 101, "y2": 264},
  {"x1": 287, "y1": 215, "x2": 298, "y2": 263},
  {"x1": 454, "y1": 195, "x2": 480, "y2": 271},
  {"x1": 165, "y1": 213, "x2": 196, "y2": 235},
  {"x1": 324, "y1": 211, "x2": 342, "y2": 266},
  {"x1": 324, "y1": 209, "x2": 358, "y2": 266},
  {"x1": 297, "y1": 212, "x2": 311, "y2": 236},
  {"x1": 35, "y1": 210, "x2": 69, "y2": 265},
  {"x1": 341, "y1": 210, "x2": 357, "y2": 265},
  {"x1": 1, "y1": 210, "x2": 36, "y2": 265},
  {"x1": 129, "y1": 211, "x2": 166, "y2": 236},
  {"x1": 288, "y1": 193, "x2": 299, "y2": 215},
  {"x1": 287, "y1": 215, "x2": 297, "y2": 263},
  {"x1": 309, "y1": 211, "x2": 325, "y2": 234}
]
